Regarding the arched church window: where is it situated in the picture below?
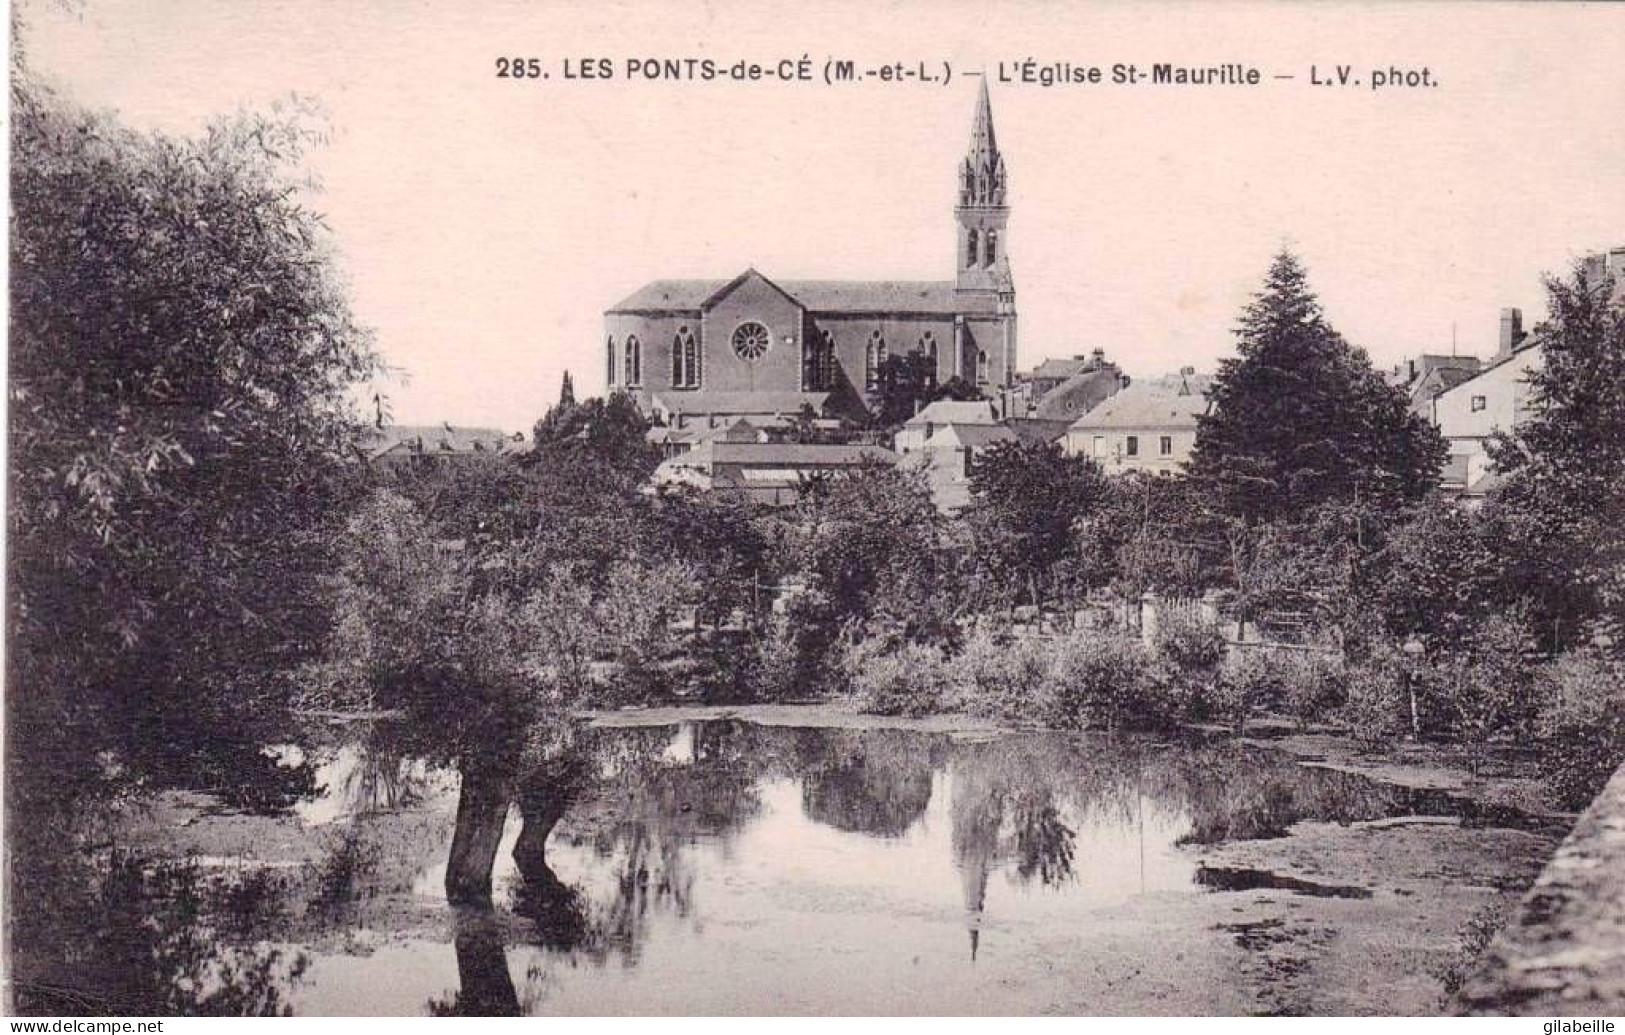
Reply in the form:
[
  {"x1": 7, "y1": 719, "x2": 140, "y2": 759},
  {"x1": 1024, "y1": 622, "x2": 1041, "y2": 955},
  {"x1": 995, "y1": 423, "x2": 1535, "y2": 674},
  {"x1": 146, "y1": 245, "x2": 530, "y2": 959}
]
[
  {"x1": 866, "y1": 331, "x2": 887, "y2": 391},
  {"x1": 625, "y1": 335, "x2": 641, "y2": 386},
  {"x1": 676, "y1": 327, "x2": 700, "y2": 388},
  {"x1": 966, "y1": 229, "x2": 979, "y2": 268},
  {"x1": 920, "y1": 331, "x2": 937, "y2": 364},
  {"x1": 606, "y1": 335, "x2": 617, "y2": 386},
  {"x1": 976, "y1": 349, "x2": 990, "y2": 385},
  {"x1": 808, "y1": 329, "x2": 837, "y2": 390},
  {"x1": 985, "y1": 230, "x2": 998, "y2": 268}
]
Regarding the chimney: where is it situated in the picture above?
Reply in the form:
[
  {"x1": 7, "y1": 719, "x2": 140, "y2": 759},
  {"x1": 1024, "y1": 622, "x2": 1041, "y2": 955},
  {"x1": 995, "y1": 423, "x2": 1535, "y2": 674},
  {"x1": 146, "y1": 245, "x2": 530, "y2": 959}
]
[{"x1": 1498, "y1": 307, "x2": 1524, "y2": 360}]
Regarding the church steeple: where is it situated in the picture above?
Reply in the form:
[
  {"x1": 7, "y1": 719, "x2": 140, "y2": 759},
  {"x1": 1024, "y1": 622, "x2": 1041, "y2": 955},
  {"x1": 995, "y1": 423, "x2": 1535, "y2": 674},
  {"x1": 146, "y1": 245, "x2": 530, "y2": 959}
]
[
  {"x1": 956, "y1": 82, "x2": 1012, "y2": 293},
  {"x1": 960, "y1": 80, "x2": 1006, "y2": 208}
]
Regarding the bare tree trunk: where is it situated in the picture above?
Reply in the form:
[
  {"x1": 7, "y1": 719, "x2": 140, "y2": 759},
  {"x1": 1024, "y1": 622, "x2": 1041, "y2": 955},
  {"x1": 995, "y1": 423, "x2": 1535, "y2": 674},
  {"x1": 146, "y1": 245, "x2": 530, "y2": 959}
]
[{"x1": 446, "y1": 757, "x2": 514, "y2": 906}]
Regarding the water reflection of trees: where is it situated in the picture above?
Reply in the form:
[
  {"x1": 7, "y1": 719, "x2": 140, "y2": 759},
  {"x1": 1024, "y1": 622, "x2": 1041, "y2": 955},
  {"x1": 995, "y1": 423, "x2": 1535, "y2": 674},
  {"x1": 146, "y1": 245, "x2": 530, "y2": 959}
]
[
  {"x1": 9, "y1": 852, "x2": 309, "y2": 1016},
  {"x1": 799, "y1": 730, "x2": 940, "y2": 837}
]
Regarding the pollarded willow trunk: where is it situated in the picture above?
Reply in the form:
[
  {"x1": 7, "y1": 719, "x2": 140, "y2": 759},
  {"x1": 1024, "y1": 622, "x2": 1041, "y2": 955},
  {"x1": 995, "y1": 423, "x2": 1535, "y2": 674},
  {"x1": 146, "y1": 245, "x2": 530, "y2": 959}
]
[
  {"x1": 446, "y1": 757, "x2": 515, "y2": 906},
  {"x1": 512, "y1": 752, "x2": 589, "y2": 876}
]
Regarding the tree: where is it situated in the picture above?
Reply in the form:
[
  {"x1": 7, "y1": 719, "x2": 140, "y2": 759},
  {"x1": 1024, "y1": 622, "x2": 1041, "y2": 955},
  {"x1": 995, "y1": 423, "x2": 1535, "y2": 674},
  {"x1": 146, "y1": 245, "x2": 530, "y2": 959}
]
[
  {"x1": 1187, "y1": 250, "x2": 1446, "y2": 526},
  {"x1": 8, "y1": 76, "x2": 381, "y2": 786},
  {"x1": 869, "y1": 352, "x2": 941, "y2": 428},
  {"x1": 7, "y1": 72, "x2": 382, "y2": 993},
  {"x1": 964, "y1": 439, "x2": 1108, "y2": 607},
  {"x1": 785, "y1": 462, "x2": 951, "y2": 642},
  {"x1": 529, "y1": 390, "x2": 660, "y2": 479},
  {"x1": 1485, "y1": 259, "x2": 1625, "y2": 651}
]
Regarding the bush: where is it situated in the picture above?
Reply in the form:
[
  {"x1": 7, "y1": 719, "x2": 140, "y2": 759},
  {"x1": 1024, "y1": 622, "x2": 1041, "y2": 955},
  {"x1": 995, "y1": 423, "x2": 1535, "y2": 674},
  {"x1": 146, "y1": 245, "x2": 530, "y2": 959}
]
[
  {"x1": 1042, "y1": 631, "x2": 1163, "y2": 730},
  {"x1": 1212, "y1": 649, "x2": 1276, "y2": 731},
  {"x1": 838, "y1": 634, "x2": 952, "y2": 717},
  {"x1": 1535, "y1": 649, "x2": 1625, "y2": 809},
  {"x1": 1154, "y1": 609, "x2": 1226, "y2": 676},
  {"x1": 1275, "y1": 647, "x2": 1347, "y2": 726},
  {"x1": 1340, "y1": 647, "x2": 1412, "y2": 745},
  {"x1": 752, "y1": 590, "x2": 843, "y2": 701},
  {"x1": 949, "y1": 625, "x2": 1049, "y2": 721},
  {"x1": 1412, "y1": 613, "x2": 1538, "y2": 753}
]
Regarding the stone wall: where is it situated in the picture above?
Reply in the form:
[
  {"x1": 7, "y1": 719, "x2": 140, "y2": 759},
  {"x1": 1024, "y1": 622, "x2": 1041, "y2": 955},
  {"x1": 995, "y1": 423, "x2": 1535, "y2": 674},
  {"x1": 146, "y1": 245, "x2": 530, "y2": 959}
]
[{"x1": 1458, "y1": 762, "x2": 1625, "y2": 1015}]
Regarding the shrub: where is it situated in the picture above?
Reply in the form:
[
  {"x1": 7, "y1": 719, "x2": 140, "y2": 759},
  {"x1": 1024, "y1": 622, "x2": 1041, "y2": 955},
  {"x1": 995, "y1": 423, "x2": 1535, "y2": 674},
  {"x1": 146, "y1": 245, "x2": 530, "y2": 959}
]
[
  {"x1": 1275, "y1": 647, "x2": 1347, "y2": 726},
  {"x1": 948, "y1": 625, "x2": 1049, "y2": 721},
  {"x1": 1535, "y1": 649, "x2": 1625, "y2": 809},
  {"x1": 1413, "y1": 613, "x2": 1539, "y2": 755},
  {"x1": 839, "y1": 634, "x2": 952, "y2": 717},
  {"x1": 1340, "y1": 647, "x2": 1412, "y2": 745},
  {"x1": 1154, "y1": 609, "x2": 1226, "y2": 676},
  {"x1": 1041, "y1": 631, "x2": 1162, "y2": 730},
  {"x1": 1212, "y1": 649, "x2": 1277, "y2": 731}
]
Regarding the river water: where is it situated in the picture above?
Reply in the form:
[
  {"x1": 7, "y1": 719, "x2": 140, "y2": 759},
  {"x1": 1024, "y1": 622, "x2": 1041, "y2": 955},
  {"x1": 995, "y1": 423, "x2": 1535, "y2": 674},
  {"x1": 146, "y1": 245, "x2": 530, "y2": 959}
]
[{"x1": 17, "y1": 715, "x2": 1555, "y2": 1015}]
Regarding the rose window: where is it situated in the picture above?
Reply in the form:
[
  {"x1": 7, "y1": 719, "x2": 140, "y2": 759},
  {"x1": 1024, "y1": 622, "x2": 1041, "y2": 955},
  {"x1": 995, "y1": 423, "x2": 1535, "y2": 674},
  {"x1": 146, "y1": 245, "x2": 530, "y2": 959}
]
[{"x1": 731, "y1": 322, "x2": 771, "y2": 361}]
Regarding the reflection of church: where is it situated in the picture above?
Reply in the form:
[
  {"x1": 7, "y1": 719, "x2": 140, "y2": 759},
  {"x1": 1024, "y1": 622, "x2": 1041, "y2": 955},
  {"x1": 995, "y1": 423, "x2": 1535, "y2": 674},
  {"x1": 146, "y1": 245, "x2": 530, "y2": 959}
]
[{"x1": 603, "y1": 82, "x2": 1018, "y2": 427}]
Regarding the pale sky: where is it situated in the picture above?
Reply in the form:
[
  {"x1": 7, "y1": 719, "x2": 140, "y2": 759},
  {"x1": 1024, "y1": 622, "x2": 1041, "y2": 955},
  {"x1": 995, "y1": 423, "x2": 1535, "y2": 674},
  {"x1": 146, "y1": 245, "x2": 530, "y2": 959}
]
[{"x1": 21, "y1": 0, "x2": 1625, "y2": 433}]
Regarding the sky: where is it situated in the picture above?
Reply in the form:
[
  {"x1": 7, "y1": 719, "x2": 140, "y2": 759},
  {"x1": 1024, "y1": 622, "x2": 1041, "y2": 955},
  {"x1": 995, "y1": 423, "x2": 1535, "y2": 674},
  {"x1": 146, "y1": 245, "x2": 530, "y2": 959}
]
[{"x1": 21, "y1": 0, "x2": 1625, "y2": 433}]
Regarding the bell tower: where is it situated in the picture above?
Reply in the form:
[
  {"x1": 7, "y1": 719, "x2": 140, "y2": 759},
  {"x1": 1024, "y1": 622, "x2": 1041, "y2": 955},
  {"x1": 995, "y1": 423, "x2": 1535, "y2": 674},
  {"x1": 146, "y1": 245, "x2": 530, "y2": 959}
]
[{"x1": 955, "y1": 80, "x2": 1013, "y2": 295}]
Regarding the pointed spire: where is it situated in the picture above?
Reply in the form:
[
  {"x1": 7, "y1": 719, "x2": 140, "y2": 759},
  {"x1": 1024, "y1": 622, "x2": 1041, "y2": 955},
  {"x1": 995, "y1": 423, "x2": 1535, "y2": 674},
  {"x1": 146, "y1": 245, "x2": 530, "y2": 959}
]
[
  {"x1": 960, "y1": 81, "x2": 1006, "y2": 207},
  {"x1": 559, "y1": 370, "x2": 576, "y2": 407},
  {"x1": 969, "y1": 78, "x2": 997, "y2": 160}
]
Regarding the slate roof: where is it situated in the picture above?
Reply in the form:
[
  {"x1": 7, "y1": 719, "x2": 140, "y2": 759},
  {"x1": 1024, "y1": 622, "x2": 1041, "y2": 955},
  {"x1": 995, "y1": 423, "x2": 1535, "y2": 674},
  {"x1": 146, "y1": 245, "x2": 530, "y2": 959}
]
[
  {"x1": 1068, "y1": 385, "x2": 1210, "y2": 431},
  {"x1": 1030, "y1": 357, "x2": 1092, "y2": 381},
  {"x1": 611, "y1": 277, "x2": 992, "y2": 316},
  {"x1": 904, "y1": 399, "x2": 1000, "y2": 427},
  {"x1": 706, "y1": 442, "x2": 898, "y2": 466},
  {"x1": 934, "y1": 424, "x2": 1018, "y2": 450},
  {"x1": 362, "y1": 424, "x2": 518, "y2": 459},
  {"x1": 649, "y1": 390, "x2": 831, "y2": 415},
  {"x1": 660, "y1": 440, "x2": 895, "y2": 473},
  {"x1": 1034, "y1": 367, "x2": 1122, "y2": 421}
]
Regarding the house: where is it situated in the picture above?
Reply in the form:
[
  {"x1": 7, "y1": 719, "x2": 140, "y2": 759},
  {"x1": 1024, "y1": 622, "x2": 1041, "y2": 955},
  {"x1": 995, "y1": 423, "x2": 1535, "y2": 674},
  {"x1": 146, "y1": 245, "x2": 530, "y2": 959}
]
[
  {"x1": 1386, "y1": 353, "x2": 1485, "y2": 420},
  {"x1": 902, "y1": 423, "x2": 1019, "y2": 513},
  {"x1": 895, "y1": 400, "x2": 1070, "y2": 512},
  {"x1": 1430, "y1": 244, "x2": 1625, "y2": 501},
  {"x1": 1431, "y1": 336, "x2": 1543, "y2": 500},
  {"x1": 361, "y1": 424, "x2": 522, "y2": 468},
  {"x1": 1021, "y1": 348, "x2": 1125, "y2": 423},
  {"x1": 650, "y1": 441, "x2": 898, "y2": 506},
  {"x1": 894, "y1": 398, "x2": 1000, "y2": 452},
  {"x1": 1063, "y1": 374, "x2": 1210, "y2": 476}
]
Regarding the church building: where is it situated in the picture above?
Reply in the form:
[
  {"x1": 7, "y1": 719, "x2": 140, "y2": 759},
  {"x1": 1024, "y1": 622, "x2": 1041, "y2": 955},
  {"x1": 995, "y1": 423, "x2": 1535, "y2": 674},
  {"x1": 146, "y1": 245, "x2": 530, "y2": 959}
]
[{"x1": 603, "y1": 82, "x2": 1018, "y2": 428}]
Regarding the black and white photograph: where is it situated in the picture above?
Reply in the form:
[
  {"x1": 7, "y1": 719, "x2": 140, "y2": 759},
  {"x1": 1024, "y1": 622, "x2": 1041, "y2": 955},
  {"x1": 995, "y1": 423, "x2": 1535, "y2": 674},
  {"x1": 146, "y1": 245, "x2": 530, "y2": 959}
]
[{"x1": 5, "y1": 0, "x2": 1624, "y2": 1021}]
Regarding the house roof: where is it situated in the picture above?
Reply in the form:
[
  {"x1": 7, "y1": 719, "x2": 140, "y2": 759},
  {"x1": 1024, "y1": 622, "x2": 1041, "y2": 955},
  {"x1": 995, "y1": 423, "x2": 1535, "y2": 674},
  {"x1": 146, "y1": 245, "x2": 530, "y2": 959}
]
[
  {"x1": 1034, "y1": 367, "x2": 1122, "y2": 421},
  {"x1": 904, "y1": 399, "x2": 1000, "y2": 427},
  {"x1": 611, "y1": 276, "x2": 994, "y2": 316},
  {"x1": 707, "y1": 442, "x2": 897, "y2": 466},
  {"x1": 933, "y1": 424, "x2": 1017, "y2": 450},
  {"x1": 362, "y1": 424, "x2": 517, "y2": 459},
  {"x1": 1004, "y1": 417, "x2": 1072, "y2": 444},
  {"x1": 1030, "y1": 357, "x2": 1093, "y2": 380},
  {"x1": 662, "y1": 441, "x2": 896, "y2": 472},
  {"x1": 649, "y1": 390, "x2": 830, "y2": 415},
  {"x1": 1068, "y1": 384, "x2": 1210, "y2": 431}
]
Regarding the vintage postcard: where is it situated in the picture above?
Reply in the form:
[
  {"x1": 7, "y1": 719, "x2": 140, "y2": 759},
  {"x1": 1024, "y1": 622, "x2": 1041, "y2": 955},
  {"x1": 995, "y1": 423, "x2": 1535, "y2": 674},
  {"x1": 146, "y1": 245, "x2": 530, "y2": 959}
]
[{"x1": 6, "y1": 0, "x2": 1625, "y2": 1022}]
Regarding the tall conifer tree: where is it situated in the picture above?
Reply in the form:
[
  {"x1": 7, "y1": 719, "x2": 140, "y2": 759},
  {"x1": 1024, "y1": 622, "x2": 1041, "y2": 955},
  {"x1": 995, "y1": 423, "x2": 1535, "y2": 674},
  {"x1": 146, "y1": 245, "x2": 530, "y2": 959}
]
[{"x1": 1188, "y1": 250, "x2": 1446, "y2": 525}]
